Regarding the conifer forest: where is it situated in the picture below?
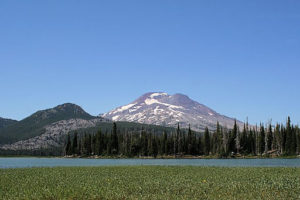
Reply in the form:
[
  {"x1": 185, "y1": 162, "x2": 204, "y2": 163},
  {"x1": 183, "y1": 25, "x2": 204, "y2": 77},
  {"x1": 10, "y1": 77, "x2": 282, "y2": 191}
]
[{"x1": 65, "y1": 117, "x2": 300, "y2": 157}]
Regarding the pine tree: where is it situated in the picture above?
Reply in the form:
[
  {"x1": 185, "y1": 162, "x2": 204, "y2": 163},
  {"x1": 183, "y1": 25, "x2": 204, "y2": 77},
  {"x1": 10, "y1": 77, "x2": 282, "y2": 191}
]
[
  {"x1": 240, "y1": 123, "x2": 247, "y2": 154},
  {"x1": 259, "y1": 124, "x2": 265, "y2": 155},
  {"x1": 296, "y1": 126, "x2": 300, "y2": 155},
  {"x1": 87, "y1": 134, "x2": 92, "y2": 155},
  {"x1": 140, "y1": 128, "x2": 148, "y2": 156},
  {"x1": 248, "y1": 129, "x2": 255, "y2": 155},
  {"x1": 228, "y1": 122, "x2": 237, "y2": 154},
  {"x1": 222, "y1": 127, "x2": 229, "y2": 156},
  {"x1": 162, "y1": 131, "x2": 167, "y2": 155},
  {"x1": 198, "y1": 135, "x2": 203, "y2": 155},
  {"x1": 204, "y1": 127, "x2": 210, "y2": 155},
  {"x1": 95, "y1": 129, "x2": 103, "y2": 155},
  {"x1": 78, "y1": 139, "x2": 82, "y2": 155},
  {"x1": 187, "y1": 124, "x2": 192, "y2": 155},
  {"x1": 72, "y1": 132, "x2": 78, "y2": 155},
  {"x1": 177, "y1": 124, "x2": 183, "y2": 155},
  {"x1": 65, "y1": 133, "x2": 72, "y2": 155},
  {"x1": 233, "y1": 120, "x2": 240, "y2": 154},
  {"x1": 285, "y1": 117, "x2": 292, "y2": 155},
  {"x1": 148, "y1": 132, "x2": 153, "y2": 156},
  {"x1": 216, "y1": 122, "x2": 223, "y2": 155},
  {"x1": 292, "y1": 125, "x2": 297, "y2": 155},
  {"x1": 267, "y1": 124, "x2": 273, "y2": 152},
  {"x1": 111, "y1": 122, "x2": 119, "y2": 155},
  {"x1": 92, "y1": 134, "x2": 96, "y2": 155},
  {"x1": 152, "y1": 136, "x2": 158, "y2": 158}
]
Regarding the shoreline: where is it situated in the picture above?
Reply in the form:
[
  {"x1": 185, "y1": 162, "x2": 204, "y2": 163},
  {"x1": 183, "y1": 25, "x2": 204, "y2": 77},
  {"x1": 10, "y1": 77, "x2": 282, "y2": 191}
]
[{"x1": 1, "y1": 155, "x2": 299, "y2": 159}]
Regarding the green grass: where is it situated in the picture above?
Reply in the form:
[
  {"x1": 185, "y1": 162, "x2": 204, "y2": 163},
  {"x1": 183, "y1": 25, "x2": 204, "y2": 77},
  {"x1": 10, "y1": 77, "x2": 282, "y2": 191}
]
[{"x1": 0, "y1": 166, "x2": 299, "y2": 199}]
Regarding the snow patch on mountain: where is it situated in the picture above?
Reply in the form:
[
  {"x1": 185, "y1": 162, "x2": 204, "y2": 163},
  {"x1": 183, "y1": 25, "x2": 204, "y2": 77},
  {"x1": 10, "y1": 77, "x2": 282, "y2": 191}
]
[
  {"x1": 150, "y1": 92, "x2": 168, "y2": 98},
  {"x1": 144, "y1": 98, "x2": 183, "y2": 109},
  {"x1": 101, "y1": 92, "x2": 244, "y2": 131}
]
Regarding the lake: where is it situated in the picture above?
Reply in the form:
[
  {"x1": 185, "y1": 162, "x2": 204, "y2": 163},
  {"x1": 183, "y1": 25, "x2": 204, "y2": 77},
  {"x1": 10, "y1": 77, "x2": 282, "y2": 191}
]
[{"x1": 0, "y1": 158, "x2": 300, "y2": 168}]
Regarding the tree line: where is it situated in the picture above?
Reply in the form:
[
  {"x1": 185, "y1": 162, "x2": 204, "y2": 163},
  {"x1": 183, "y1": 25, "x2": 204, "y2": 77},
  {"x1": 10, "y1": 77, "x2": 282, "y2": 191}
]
[{"x1": 65, "y1": 117, "x2": 300, "y2": 157}]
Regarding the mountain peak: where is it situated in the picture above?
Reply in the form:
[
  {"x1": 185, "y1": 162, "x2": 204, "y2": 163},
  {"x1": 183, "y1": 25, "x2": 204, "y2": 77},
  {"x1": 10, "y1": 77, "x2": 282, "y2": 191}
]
[
  {"x1": 134, "y1": 92, "x2": 169, "y2": 103},
  {"x1": 102, "y1": 92, "x2": 243, "y2": 131},
  {"x1": 32, "y1": 103, "x2": 92, "y2": 120}
]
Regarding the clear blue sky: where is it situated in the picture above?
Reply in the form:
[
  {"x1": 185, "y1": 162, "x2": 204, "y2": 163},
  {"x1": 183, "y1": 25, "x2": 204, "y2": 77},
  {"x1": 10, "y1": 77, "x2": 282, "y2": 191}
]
[{"x1": 0, "y1": 1, "x2": 299, "y2": 125}]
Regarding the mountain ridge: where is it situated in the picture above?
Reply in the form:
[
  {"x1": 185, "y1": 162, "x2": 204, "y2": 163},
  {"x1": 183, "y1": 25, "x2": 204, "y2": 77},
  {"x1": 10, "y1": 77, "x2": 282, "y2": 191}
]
[
  {"x1": 0, "y1": 103, "x2": 99, "y2": 144},
  {"x1": 0, "y1": 117, "x2": 18, "y2": 129}
]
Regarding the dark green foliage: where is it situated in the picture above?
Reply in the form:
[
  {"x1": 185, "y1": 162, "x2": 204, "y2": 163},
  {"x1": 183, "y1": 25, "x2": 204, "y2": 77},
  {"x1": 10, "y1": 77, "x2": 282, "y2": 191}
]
[
  {"x1": 161, "y1": 131, "x2": 167, "y2": 155},
  {"x1": 259, "y1": 124, "x2": 265, "y2": 155},
  {"x1": 233, "y1": 120, "x2": 239, "y2": 153},
  {"x1": 228, "y1": 121, "x2": 238, "y2": 154},
  {"x1": 72, "y1": 132, "x2": 78, "y2": 155},
  {"x1": 65, "y1": 134, "x2": 72, "y2": 155},
  {"x1": 285, "y1": 117, "x2": 293, "y2": 155},
  {"x1": 204, "y1": 127, "x2": 210, "y2": 155},
  {"x1": 111, "y1": 122, "x2": 118, "y2": 154},
  {"x1": 296, "y1": 127, "x2": 300, "y2": 154},
  {"x1": 266, "y1": 124, "x2": 273, "y2": 152},
  {"x1": 0, "y1": 117, "x2": 17, "y2": 129}
]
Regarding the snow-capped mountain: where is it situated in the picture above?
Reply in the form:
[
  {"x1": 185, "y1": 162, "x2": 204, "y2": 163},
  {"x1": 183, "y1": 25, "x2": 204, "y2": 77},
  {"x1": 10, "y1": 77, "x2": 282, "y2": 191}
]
[{"x1": 101, "y1": 92, "x2": 244, "y2": 131}]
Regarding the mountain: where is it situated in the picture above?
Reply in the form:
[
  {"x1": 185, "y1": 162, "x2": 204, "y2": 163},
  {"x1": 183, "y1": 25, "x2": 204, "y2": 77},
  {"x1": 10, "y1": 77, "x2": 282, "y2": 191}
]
[
  {"x1": 0, "y1": 117, "x2": 18, "y2": 129},
  {"x1": 102, "y1": 92, "x2": 244, "y2": 131},
  {"x1": 0, "y1": 121, "x2": 176, "y2": 151},
  {"x1": 0, "y1": 103, "x2": 100, "y2": 144},
  {"x1": 0, "y1": 102, "x2": 178, "y2": 152}
]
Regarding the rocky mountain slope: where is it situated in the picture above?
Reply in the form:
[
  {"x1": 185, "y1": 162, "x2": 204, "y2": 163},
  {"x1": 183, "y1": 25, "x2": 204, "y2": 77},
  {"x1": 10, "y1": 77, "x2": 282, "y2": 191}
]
[
  {"x1": 0, "y1": 103, "x2": 101, "y2": 144},
  {"x1": 0, "y1": 118, "x2": 105, "y2": 150},
  {"x1": 102, "y1": 92, "x2": 244, "y2": 131}
]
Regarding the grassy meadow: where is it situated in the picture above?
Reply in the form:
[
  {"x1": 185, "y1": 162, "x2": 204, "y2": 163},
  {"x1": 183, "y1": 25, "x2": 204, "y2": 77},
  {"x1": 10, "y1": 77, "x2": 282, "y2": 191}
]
[{"x1": 0, "y1": 166, "x2": 299, "y2": 199}]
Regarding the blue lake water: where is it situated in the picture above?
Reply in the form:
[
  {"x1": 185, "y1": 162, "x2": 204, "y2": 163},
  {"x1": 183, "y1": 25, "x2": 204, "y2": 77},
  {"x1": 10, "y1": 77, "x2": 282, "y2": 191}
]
[{"x1": 0, "y1": 158, "x2": 300, "y2": 168}]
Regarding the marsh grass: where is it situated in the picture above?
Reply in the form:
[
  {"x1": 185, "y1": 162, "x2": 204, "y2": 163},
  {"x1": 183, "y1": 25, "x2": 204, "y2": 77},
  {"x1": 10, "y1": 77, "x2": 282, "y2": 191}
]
[{"x1": 0, "y1": 166, "x2": 299, "y2": 199}]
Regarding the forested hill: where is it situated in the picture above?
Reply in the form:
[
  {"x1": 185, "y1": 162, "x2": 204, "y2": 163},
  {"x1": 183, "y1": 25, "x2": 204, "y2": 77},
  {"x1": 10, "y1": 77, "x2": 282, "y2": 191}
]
[
  {"x1": 0, "y1": 117, "x2": 17, "y2": 129},
  {"x1": 0, "y1": 103, "x2": 96, "y2": 144}
]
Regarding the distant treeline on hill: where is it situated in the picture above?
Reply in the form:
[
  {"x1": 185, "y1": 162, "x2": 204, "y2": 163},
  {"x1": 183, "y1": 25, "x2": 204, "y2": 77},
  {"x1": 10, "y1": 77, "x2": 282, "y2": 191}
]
[{"x1": 65, "y1": 117, "x2": 300, "y2": 157}]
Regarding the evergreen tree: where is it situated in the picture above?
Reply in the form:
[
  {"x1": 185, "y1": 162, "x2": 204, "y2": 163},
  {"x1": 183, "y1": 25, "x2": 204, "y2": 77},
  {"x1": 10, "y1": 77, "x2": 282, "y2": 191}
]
[
  {"x1": 111, "y1": 122, "x2": 119, "y2": 154},
  {"x1": 95, "y1": 129, "x2": 103, "y2": 155},
  {"x1": 87, "y1": 134, "x2": 92, "y2": 155},
  {"x1": 204, "y1": 127, "x2": 210, "y2": 155},
  {"x1": 296, "y1": 127, "x2": 300, "y2": 155},
  {"x1": 233, "y1": 120, "x2": 240, "y2": 154},
  {"x1": 177, "y1": 124, "x2": 183, "y2": 155},
  {"x1": 248, "y1": 129, "x2": 255, "y2": 155},
  {"x1": 216, "y1": 122, "x2": 223, "y2": 155},
  {"x1": 187, "y1": 124, "x2": 192, "y2": 155},
  {"x1": 259, "y1": 124, "x2": 265, "y2": 155},
  {"x1": 198, "y1": 135, "x2": 203, "y2": 155},
  {"x1": 240, "y1": 124, "x2": 247, "y2": 154},
  {"x1": 161, "y1": 131, "x2": 167, "y2": 155},
  {"x1": 65, "y1": 133, "x2": 72, "y2": 155},
  {"x1": 285, "y1": 117, "x2": 292, "y2": 155},
  {"x1": 140, "y1": 128, "x2": 148, "y2": 156},
  {"x1": 72, "y1": 132, "x2": 78, "y2": 155},
  {"x1": 222, "y1": 127, "x2": 229, "y2": 155},
  {"x1": 152, "y1": 136, "x2": 158, "y2": 158},
  {"x1": 266, "y1": 124, "x2": 273, "y2": 152}
]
